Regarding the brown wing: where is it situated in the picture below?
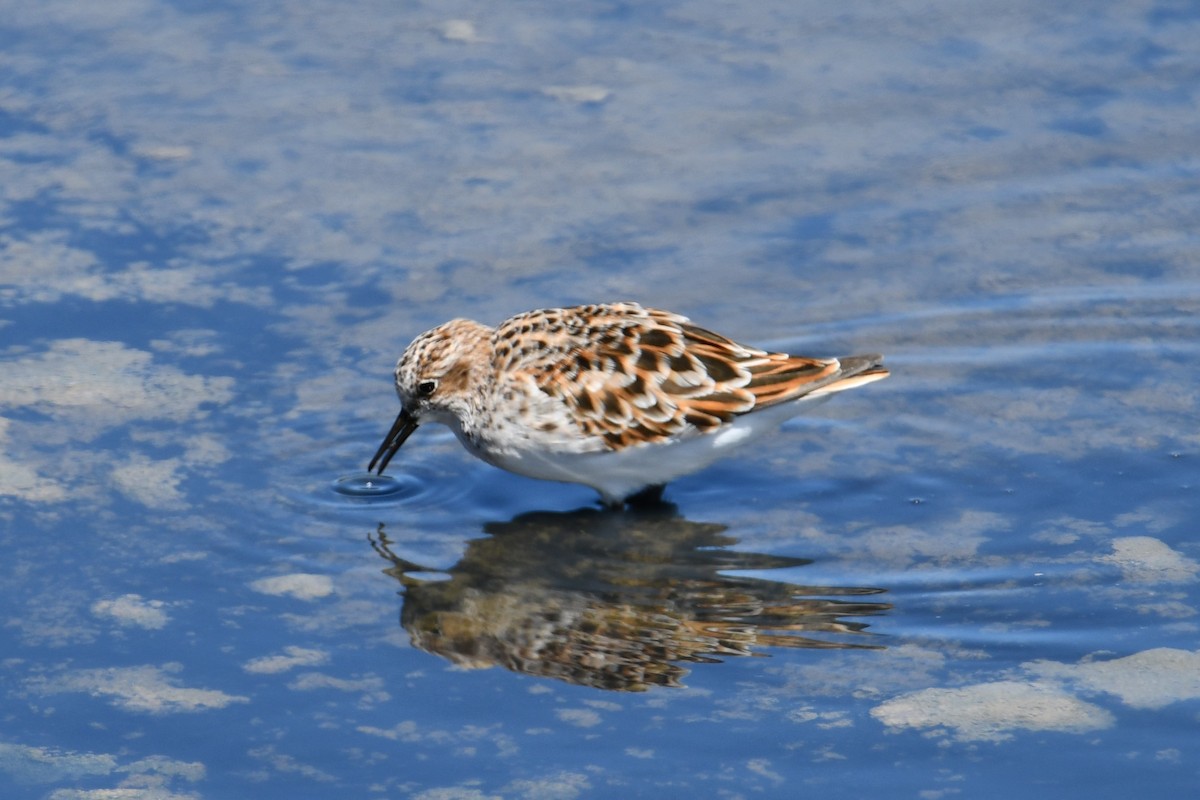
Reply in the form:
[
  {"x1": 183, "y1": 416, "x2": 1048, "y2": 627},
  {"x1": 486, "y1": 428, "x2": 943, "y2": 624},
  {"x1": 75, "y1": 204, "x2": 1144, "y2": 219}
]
[{"x1": 493, "y1": 303, "x2": 886, "y2": 451}]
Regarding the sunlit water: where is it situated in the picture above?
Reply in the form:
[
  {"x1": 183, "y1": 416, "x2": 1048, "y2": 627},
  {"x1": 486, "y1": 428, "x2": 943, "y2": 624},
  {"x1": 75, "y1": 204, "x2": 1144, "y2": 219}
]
[{"x1": 3, "y1": 3, "x2": 1200, "y2": 799}]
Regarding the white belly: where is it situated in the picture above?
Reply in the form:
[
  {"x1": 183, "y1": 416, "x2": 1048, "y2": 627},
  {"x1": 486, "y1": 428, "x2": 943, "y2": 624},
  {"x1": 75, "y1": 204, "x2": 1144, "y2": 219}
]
[{"x1": 458, "y1": 395, "x2": 832, "y2": 505}]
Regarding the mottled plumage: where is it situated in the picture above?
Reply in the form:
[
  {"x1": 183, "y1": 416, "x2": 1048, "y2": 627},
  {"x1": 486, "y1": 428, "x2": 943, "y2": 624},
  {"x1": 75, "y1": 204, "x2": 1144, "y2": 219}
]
[{"x1": 370, "y1": 302, "x2": 888, "y2": 506}]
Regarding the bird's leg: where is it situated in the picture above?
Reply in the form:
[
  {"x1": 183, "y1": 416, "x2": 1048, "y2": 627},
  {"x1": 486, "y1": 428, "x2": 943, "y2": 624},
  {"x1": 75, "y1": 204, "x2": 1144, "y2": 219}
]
[{"x1": 623, "y1": 483, "x2": 667, "y2": 508}]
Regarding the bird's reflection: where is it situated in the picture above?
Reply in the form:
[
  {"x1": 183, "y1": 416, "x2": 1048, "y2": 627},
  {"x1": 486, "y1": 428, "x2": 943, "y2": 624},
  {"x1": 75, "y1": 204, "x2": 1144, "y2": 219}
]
[{"x1": 369, "y1": 505, "x2": 890, "y2": 691}]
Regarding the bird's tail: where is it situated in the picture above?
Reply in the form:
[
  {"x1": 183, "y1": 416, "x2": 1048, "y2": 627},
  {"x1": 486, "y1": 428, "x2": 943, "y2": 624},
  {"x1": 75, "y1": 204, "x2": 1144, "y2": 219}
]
[{"x1": 805, "y1": 354, "x2": 889, "y2": 398}]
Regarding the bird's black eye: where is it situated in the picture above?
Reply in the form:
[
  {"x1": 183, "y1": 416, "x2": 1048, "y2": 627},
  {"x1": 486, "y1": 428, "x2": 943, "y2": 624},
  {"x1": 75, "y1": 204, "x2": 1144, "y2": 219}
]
[{"x1": 417, "y1": 380, "x2": 437, "y2": 396}]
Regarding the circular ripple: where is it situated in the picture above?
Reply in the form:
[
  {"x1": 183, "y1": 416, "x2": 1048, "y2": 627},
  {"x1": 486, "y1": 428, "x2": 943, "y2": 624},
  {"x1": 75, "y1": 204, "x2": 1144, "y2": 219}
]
[{"x1": 331, "y1": 472, "x2": 415, "y2": 498}]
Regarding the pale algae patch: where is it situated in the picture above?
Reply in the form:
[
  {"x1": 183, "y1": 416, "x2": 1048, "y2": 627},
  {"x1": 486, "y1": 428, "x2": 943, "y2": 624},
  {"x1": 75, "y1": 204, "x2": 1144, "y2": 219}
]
[
  {"x1": 1098, "y1": 536, "x2": 1199, "y2": 584},
  {"x1": 0, "y1": 339, "x2": 235, "y2": 505},
  {"x1": 555, "y1": 707, "x2": 603, "y2": 728},
  {"x1": 873, "y1": 647, "x2": 1200, "y2": 742},
  {"x1": 249, "y1": 573, "x2": 335, "y2": 600},
  {"x1": 286, "y1": 672, "x2": 391, "y2": 706},
  {"x1": 30, "y1": 663, "x2": 248, "y2": 714},
  {"x1": 0, "y1": 743, "x2": 116, "y2": 784},
  {"x1": 90, "y1": 594, "x2": 171, "y2": 630},
  {"x1": 110, "y1": 454, "x2": 188, "y2": 510},
  {"x1": 0, "y1": 340, "x2": 233, "y2": 424},
  {"x1": 242, "y1": 646, "x2": 330, "y2": 674},
  {"x1": 355, "y1": 719, "x2": 520, "y2": 759},
  {"x1": 871, "y1": 680, "x2": 1113, "y2": 742},
  {"x1": 1026, "y1": 648, "x2": 1200, "y2": 710},
  {"x1": 541, "y1": 85, "x2": 613, "y2": 104},
  {"x1": 0, "y1": 742, "x2": 205, "y2": 798},
  {"x1": 0, "y1": 230, "x2": 271, "y2": 307},
  {"x1": 434, "y1": 19, "x2": 487, "y2": 44},
  {"x1": 0, "y1": 417, "x2": 66, "y2": 502}
]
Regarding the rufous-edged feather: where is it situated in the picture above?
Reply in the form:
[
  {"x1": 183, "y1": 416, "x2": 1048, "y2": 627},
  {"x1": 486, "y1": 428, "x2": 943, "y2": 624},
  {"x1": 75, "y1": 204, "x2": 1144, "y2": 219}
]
[{"x1": 490, "y1": 303, "x2": 888, "y2": 451}]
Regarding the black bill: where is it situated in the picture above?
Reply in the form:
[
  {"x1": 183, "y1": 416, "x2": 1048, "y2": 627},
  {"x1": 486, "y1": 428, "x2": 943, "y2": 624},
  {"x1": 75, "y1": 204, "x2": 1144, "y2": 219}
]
[{"x1": 368, "y1": 409, "x2": 419, "y2": 474}]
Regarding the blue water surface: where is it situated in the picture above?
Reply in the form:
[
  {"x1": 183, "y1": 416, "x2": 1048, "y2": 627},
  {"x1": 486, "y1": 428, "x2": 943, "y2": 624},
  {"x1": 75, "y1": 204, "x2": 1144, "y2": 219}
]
[{"x1": 1, "y1": 2, "x2": 1199, "y2": 799}]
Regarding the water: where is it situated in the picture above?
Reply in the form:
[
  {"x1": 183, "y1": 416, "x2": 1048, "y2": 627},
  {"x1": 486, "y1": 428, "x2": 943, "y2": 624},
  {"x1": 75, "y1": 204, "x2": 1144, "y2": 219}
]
[{"x1": 2, "y1": 2, "x2": 1199, "y2": 798}]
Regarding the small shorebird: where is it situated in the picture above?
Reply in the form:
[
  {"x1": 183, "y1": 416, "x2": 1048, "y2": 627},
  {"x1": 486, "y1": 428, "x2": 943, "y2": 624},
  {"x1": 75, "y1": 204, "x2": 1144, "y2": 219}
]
[{"x1": 370, "y1": 302, "x2": 887, "y2": 506}]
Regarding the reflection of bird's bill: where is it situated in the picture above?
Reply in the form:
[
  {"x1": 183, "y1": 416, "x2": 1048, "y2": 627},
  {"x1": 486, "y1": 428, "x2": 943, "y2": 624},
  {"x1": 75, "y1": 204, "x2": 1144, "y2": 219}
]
[
  {"x1": 369, "y1": 409, "x2": 418, "y2": 474},
  {"x1": 369, "y1": 525, "x2": 432, "y2": 585}
]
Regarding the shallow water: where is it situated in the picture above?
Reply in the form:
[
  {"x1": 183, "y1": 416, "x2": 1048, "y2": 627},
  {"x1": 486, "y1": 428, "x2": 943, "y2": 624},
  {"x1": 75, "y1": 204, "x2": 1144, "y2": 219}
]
[{"x1": 3, "y1": 2, "x2": 1200, "y2": 798}]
